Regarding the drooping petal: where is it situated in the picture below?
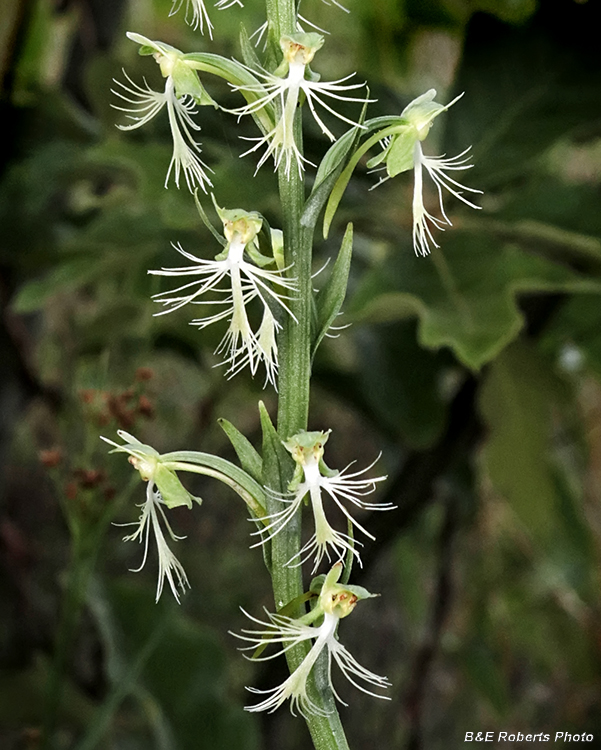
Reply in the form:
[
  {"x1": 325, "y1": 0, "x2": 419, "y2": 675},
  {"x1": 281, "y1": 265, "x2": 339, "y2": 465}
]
[
  {"x1": 411, "y1": 140, "x2": 481, "y2": 256},
  {"x1": 119, "y1": 483, "x2": 190, "y2": 603},
  {"x1": 169, "y1": 0, "x2": 214, "y2": 37}
]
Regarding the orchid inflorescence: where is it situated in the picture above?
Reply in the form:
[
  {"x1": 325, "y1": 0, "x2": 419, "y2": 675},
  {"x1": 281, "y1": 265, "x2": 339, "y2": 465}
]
[{"x1": 105, "y1": 0, "x2": 484, "y2": 726}]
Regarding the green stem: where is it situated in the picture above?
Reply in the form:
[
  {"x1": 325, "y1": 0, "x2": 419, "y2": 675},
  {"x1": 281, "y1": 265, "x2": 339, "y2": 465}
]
[
  {"x1": 41, "y1": 478, "x2": 137, "y2": 749},
  {"x1": 265, "y1": 1, "x2": 350, "y2": 748},
  {"x1": 41, "y1": 532, "x2": 97, "y2": 749}
]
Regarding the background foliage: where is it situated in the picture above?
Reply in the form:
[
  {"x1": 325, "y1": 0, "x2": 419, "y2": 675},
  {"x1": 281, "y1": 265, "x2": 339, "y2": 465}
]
[{"x1": 1, "y1": 0, "x2": 601, "y2": 748}]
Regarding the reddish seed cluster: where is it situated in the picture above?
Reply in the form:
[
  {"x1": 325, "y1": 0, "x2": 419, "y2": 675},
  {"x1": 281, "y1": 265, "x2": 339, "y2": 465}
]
[
  {"x1": 78, "y1": 369, "x2": 156, "y2": 430},
  {"x1": 64, "y1": 472, "x2": 116, "y2": 504},
  {"x1": 39, "y1": 448, "x2": 63, "y2": 469},
  {"x1": 40, "y1": 369, "x2": 157, "y2": 507}
]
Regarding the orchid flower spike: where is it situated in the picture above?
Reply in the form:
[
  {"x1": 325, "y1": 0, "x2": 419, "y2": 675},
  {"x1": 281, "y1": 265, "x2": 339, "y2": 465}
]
[
  {"x1": 254, "y1": 430, "x2": 392, "y2": 572},
  {"x1": 150, "y1": 200, "x2": 297, "y2": 386},
  {"x1": 101, "y1": 430, "x2": 202, "y2": 602},
  {"x1": 233, "y1": 562, "x2": 391, "y2": 716},
  {"x1": 232, "y1": 33, "x2": 370, "y2": 177},
  {"x1": 112, "y1": 33, "x2": 217, "y2": 192},
  {"x1": 367, "y1": 89, "x2": 482, "y2": 256}
]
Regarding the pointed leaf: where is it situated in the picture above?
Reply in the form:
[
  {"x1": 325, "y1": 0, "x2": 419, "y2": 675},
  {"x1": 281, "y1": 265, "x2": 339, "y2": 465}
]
[
  {"x1": 218, "y1": 418, "x2": 263, "y2": 484},
  {"x1": 238, "y1": 23, "x2": 264, "y2": 75},
  {"x1": 313, "y1": 223, "x2": 353, "y2": 356},
  {"x1": 153, "y1": 464, "x2": 200, "y2": 509},
  {"x1": 258, "y1": 401, "x2": 292, "y2": 494}
]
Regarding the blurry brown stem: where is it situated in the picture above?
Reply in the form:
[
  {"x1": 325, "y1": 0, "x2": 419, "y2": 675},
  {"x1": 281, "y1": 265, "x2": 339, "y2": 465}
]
[
  {"x1": 404, "y1": 494, "x2": 459, "y2": 750},
  {"x1": 41, "y1": 532, "x2": 98, "y2": 750}
]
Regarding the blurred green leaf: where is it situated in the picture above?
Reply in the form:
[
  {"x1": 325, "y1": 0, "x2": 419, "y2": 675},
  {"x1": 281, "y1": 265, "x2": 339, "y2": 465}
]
[
  {"x1": 109, "y1": 582, "x2": 259, "y2": 750},
  {"x1": 479, "y1": 341, "x2": 564, "y2": 540},
  {"x1": 352, "y1": 322, "x2": 449, "y2": 448},
  {"x1": 350, "y1": 232, "x2": 601, "y2": 369}
]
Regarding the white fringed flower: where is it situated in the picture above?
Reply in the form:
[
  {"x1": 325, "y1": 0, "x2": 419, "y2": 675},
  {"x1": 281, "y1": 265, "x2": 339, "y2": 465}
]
[
  {"x1": 150, "y1": 204, "x2": 296, "y2": 385},
  {"x1": 102, "y1": 430, "x2": 202, "y2": 603},
  {"x1": 254, "y1": 430, "x2": 392, "y2": 571},
  {"x1": 232, "y1": 33, "x2": 369, "y2": 177},
  {"x1": 118, "y1": 481, "x2": 190, "y2": 603},
  {"x1": 112, "y1": 34, "x2": 216, "y2": 192},
  {"x1": 367, "y1": 89, "x2": 481, "y2": 255},
  {"x1": 233, "y1": 563, "x2": 391, "y2": 716}
]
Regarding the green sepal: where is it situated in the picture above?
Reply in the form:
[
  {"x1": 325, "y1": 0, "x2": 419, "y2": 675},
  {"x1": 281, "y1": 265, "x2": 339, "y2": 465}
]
[
  {"x1": 194, "y1": 191, "x2": 227, "y2": 246},
  {"x1": 105, "y1": 434, "x2": 158, "y2": 463},
  {"x1": 400, "y1": 88, "x2": 458, "y2": 140},
  {"x1": 287, "y1": 463, "x2": 304, "y2": 493},
  {"x1": 171, "y1": 61, "x2": 218, "y2": 107},
  {"x1": 251, "y1": 218, "x2": 278, "y2": 267},
  {"x1": 369, "y1": 126, "x2": 415, "y2": 177},
  {"x1": 309, "y1": 574, "x2": 326, "y2": 596},
  {"x1": 218, "y1": 418, "x2": 263, "y2": 484},
  {"x1": 270, "y1": 229, "x2": 285, "y2": 271},
  {"x1": 272, "y1": 58, "x2": 289, "y2": 79},
  {"x1": 246, "y1": 243, "x2": 274, "y2": 267},
  {"x1": 313, "y1": 223, "x2": 353, "y2": 357},
  {"x1": 153, "y1": 463, "x2": 200, "y2": 509},
  {"x1": 126, "y1": 32, "x2": 179, "y2": 59},
  {"x1": 277, "y1": 591, "x2": 319, "y2": 620},
  {"x1": 318, "y1": 457, "x2": 339, "y2": 479},
  {"x1": 341, "y1": 584, "x2": 378, "y2": 601}
]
